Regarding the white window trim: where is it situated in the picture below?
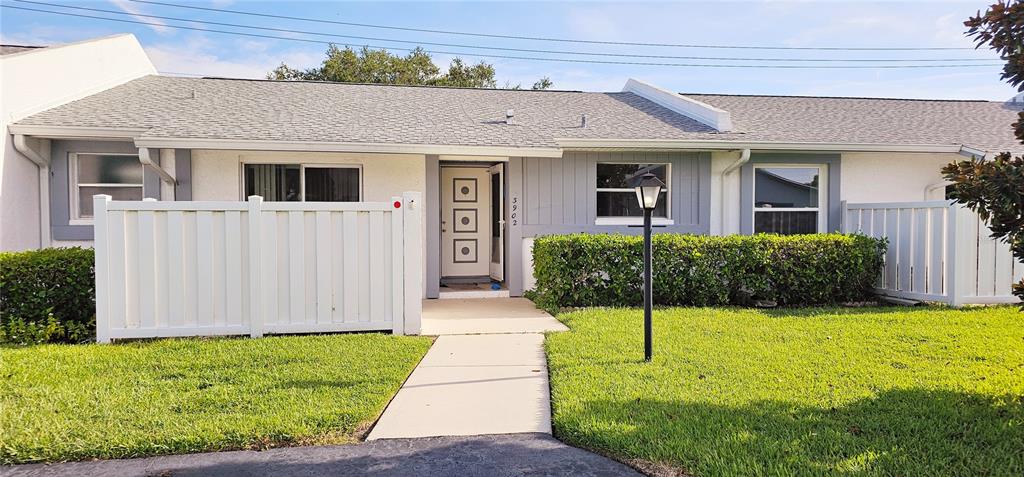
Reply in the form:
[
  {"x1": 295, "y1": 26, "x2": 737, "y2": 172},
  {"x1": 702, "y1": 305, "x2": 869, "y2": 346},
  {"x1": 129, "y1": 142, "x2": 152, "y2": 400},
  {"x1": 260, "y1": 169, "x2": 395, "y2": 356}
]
[
  {"x1": 595, "y1": 162, "x2": 673, "y2": 226},
  {"x1": 68, "y1": 152, "x2": 144, "y2": 225},
  {"x1": 752, "y1": 163, "x2": 827, "y2": 233},
  {"x1": 240, "y1": 162, "x2": 364, "y2": 202}
]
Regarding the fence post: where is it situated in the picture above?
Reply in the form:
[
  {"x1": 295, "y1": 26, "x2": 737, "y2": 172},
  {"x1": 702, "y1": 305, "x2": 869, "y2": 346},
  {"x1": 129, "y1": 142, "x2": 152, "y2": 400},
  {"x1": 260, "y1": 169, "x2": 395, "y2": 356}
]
[
  {"x1": 391, "y1": 196, "x2": 406, "y2": 335},
  {"x1": 402, "y1": 191, "x2": 423, "y2": 335},
  {"x1": 93, "y1": 195, "x2": 112, "y2": 343},
  {"x1": 840, "y1": 200, "x2": 848, "y2": 232},
  {"x1": 946, "y1": 202, "x2": 970, "y2": 307},
  {"x1": 247, "y1": 196, "x2": 264, "y2": 338}
]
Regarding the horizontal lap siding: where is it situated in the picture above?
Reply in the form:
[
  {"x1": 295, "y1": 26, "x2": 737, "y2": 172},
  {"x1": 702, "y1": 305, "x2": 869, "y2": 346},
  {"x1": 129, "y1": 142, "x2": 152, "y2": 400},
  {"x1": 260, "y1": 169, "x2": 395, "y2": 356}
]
[{"x1": 521, "y1": 151, "x2": 710, "y2": 234}]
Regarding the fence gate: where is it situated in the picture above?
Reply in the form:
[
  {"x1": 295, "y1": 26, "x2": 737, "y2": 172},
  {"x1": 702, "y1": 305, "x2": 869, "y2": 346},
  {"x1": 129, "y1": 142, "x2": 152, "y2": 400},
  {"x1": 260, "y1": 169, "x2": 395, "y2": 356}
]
[
  {"x1": 842, "y1": 200, "x2": 1022, "y2": 306},
  {"x1": 93, "y1": 192, "x2": 422, "y2": 342}
]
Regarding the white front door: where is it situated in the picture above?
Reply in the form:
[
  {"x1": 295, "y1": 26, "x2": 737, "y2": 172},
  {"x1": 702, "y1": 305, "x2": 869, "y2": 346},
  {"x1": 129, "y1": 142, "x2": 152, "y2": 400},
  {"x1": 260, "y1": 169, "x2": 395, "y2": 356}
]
[
  {"x1": 488, "y1": 163, "x2": 504, "y2": 281},
  {"x1": 441, "y1": 167, "x2": 491, "y2": 278}
]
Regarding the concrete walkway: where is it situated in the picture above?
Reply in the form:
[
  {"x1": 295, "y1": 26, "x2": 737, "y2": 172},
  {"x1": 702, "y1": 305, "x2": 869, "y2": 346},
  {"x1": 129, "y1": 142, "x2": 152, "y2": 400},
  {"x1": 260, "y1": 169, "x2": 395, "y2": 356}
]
[
  {"x1": 3, "y1": 434, "x2": 641, "y2": 477},
  {"x1": 368, "y1": 298, "x2": 565, "y2": 440},
  {"x1": 421, "y1": 298, "x2": 567, "y2": 335}
]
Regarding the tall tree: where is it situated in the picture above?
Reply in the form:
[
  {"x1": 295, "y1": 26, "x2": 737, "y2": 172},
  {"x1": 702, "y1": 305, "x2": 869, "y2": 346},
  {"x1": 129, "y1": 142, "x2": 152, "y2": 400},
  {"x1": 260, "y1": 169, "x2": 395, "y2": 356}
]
[
  {"x1": 269, "y1": 45, "x2": 551, "y2": 90},
  {"x1": 943, "y1": 1, "x2": 1024, "y2": 303}
]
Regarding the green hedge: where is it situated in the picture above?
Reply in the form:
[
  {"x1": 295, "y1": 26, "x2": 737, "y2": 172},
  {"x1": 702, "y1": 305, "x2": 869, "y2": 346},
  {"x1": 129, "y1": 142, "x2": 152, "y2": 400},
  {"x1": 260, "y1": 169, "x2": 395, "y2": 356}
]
[
  {"x1": 530, "y1": 233, "x2": 885, "y2": 310},
  {"x1": 0, "y1": 247, "x2": 95, "y2": 345}
]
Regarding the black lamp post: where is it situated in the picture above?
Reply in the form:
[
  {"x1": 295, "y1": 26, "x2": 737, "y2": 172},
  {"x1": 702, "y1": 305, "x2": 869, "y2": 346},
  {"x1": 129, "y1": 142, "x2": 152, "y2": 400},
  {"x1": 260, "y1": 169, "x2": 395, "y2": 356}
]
[{"x1": 635, "y1": 172, "x2": 665, "y2": 362}]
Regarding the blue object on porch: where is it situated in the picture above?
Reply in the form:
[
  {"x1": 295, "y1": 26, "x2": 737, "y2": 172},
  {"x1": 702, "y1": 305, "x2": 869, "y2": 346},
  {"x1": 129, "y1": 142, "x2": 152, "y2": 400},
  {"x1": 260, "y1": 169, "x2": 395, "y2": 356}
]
[{"x1": 491, "y1": 282, "x2": 501, "y2": 290}]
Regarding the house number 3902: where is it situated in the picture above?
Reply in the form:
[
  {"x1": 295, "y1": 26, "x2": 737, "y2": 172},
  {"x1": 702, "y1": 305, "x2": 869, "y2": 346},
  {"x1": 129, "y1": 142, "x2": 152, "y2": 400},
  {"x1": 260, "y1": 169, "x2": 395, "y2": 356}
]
[{"x1": 511, "y1": 197, "x2": 519, "y2": 226}]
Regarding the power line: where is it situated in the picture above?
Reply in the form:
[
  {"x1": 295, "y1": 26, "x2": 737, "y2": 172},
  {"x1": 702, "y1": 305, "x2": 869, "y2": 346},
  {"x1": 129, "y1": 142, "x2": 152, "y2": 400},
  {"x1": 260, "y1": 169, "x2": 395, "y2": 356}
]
[
  {"x1": 2, "y1": 4, "x2": 1003, "y2": 70},
  {"x1": 12, "y1": 0, "x2": 996, "y2": 63},
  {"x1": 133, "y1": 0, "x2": 976, "y2": 51}
]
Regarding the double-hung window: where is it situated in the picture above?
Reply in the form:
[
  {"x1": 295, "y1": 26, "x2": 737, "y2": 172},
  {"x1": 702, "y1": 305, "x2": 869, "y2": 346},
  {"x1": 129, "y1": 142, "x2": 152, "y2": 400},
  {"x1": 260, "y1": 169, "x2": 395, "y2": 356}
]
[
  {"x1": 752, "y1": 165, "x2": 825, "y2": 234},
  {"x1": 70, "y1": 153, "x2": 144, "y2": 221},
  {"x1": 244, "y1": 164, "x2": 361, "y2": 202},
  {"x1": 596, "y1": 163, "x2": 669, "y2": 223}
]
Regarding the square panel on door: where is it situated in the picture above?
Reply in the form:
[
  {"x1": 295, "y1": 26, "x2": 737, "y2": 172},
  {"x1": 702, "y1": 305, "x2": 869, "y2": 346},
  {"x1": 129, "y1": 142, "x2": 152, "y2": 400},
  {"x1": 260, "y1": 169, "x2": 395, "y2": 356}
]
[
  {"x1": 453, "y1": 208, "x2": 478, "y2": 233},
  {"x1": 453, "y1": 178, "x2": 478, "y2": 202},
  {"x1": 453, "y1": 239, "x2": 478, "y2": 263}
]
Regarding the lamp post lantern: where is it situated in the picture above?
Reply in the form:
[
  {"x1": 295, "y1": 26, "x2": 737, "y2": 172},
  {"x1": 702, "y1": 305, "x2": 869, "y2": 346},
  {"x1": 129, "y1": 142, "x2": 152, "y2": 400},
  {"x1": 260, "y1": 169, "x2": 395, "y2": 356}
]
[{"x1": 635, "y1": 172, "x2": 665, "y2": 362}]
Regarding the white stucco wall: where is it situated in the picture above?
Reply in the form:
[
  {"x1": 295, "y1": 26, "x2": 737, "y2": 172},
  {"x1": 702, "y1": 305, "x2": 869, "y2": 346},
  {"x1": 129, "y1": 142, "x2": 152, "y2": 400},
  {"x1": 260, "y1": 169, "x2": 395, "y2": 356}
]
[
  {"x1": 190, "y1": 150, "x2": 427, "y2": 201},
  {"x1": 840, "y1": 152, "x2": 957, "y2": 203},
  {"x1": 0, "y1": 34, "x2": 156, "y2": 251}
]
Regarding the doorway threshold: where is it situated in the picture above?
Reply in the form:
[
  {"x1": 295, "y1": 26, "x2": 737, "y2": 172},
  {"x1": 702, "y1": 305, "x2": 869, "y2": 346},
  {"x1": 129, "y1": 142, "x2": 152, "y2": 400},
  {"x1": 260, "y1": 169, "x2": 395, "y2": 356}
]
[{"x1": 438, "y1": 282, "x2": 510, "y2": 299}]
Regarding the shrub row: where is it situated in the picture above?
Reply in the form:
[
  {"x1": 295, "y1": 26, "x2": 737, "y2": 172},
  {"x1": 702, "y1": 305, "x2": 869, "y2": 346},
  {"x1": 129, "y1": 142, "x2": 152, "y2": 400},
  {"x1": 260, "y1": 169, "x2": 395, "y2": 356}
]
[
  {"x1": 529, "y1": 233, "x2": 885, "y2": 311},
  {"x1": 0, "y1": 247, "x2": 95, "y2": 345}
]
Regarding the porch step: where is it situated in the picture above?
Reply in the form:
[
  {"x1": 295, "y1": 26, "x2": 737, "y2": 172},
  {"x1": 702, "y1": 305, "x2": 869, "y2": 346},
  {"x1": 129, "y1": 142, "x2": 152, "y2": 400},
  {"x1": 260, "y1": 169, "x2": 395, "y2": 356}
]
[{"x1": 437, "y1": 289, "x2": 510, "y2": 299}]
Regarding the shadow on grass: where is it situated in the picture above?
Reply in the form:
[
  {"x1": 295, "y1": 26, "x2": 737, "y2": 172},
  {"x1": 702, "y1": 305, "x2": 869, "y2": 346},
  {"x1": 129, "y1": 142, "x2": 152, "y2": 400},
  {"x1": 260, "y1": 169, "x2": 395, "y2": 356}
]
[{"x1": 557, "y1": 388, "x2": 1024, "y2": 476}]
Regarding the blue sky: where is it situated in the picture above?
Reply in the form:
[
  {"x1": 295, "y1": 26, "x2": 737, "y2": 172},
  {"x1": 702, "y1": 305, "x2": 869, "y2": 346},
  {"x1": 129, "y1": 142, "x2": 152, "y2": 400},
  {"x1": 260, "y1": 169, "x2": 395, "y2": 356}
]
[{"x1": 0, "y1": 1, "x2": 1014, "y2": 100}]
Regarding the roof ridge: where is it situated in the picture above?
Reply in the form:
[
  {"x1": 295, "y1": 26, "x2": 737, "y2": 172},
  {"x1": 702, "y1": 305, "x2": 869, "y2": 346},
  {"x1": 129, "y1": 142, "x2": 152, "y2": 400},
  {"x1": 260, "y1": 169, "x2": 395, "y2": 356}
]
[
  {"x1": 156, "y1": 74, "x2": 588, "y2": 93},
  {"x1": 680, "y1": 92, "x2": 996, "y2": 103}
]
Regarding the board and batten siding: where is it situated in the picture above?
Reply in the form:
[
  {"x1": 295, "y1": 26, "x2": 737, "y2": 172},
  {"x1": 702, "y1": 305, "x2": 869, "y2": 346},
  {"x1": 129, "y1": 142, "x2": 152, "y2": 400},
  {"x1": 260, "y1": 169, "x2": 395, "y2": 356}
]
[{"x1": 519, "y1": 151, "x2": 711, "y2": 234}]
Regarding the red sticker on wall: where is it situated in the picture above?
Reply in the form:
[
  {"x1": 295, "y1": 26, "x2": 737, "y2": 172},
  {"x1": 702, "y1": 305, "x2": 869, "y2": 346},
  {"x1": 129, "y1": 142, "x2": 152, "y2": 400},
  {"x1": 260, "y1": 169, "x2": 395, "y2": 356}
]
[{"x1": 393, "y1": 201, "x2": 402, "y2": 209}]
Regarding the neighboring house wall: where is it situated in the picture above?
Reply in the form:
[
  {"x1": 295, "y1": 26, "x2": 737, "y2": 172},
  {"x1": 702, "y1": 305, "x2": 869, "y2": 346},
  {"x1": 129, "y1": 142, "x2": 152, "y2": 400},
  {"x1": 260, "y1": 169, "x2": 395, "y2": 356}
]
[
  {"x1": 0, "y1": 34, "x2": 156, "y2": 251},
  {"x1": 840, "y1": 152, "x2": 955, "y2": 202}
]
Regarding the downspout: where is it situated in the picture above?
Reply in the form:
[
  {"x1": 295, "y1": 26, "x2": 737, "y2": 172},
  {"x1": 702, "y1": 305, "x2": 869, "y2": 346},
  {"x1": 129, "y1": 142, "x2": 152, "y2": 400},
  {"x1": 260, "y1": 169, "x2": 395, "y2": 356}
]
[
  {"x1": 13, "y1": 134, "x2": 51, "y2": 248},
  {"x1": 138, "y1": 147, "x2": 176, "y2": 187},
  {"x1": 720, "y1": 148, "x2": 751, "y2": 235},
  {"x1": 927, "y1": 147, "x2": 990, "y2": 200}
]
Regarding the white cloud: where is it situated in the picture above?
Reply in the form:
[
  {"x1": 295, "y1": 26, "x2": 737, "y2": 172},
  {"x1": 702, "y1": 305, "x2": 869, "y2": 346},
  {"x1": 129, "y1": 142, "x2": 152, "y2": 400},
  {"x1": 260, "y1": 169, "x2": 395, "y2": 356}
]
[
  {"x1": 108, "y1": 0, "x2": 171, "y2": 35},
  {"x1": 145, "y1": 34, "x2": 321, "y2": 78}
]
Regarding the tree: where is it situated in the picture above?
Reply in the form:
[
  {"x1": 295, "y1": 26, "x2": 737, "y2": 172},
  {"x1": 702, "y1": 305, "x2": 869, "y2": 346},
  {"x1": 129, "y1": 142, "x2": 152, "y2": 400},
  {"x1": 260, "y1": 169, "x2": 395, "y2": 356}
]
[
  {"x1": 268, "y1": 45, "x2": 551, "y2": 90},
  {"x1": 942, "y1": 1, "x2": 1024, "y2": 303}
]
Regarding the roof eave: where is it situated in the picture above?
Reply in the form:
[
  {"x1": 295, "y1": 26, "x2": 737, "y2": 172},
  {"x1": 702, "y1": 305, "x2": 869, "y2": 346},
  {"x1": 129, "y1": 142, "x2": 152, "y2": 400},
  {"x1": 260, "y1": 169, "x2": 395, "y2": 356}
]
[{"x1": 555, "y1": 138, "x2": 965, "y2": 154}]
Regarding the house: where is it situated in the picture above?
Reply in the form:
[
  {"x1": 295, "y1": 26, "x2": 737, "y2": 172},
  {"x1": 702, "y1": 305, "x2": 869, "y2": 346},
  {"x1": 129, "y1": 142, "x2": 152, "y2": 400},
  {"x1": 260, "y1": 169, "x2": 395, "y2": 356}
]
[
  {"x1": 0, "y1": 34, "x2": 156, "y2": 252},
  {"x1": 4, "y1": 36, "x2": 1020, "y2": 301}
]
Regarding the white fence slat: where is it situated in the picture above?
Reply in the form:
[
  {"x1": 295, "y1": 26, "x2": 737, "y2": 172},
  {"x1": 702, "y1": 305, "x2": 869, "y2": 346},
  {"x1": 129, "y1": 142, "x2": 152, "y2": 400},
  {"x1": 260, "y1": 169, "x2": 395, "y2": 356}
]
[
  {"x1": 339, "y1": 211, "x2": 357, "y2": 323},
  {"x1": 897, "y1": 208, "x2": 913, "y2": 292},
  {"x1": 224, "y1": 211, "x2": 243, "y2": 326},
  {"x1": 93, "y1": 196, "x2": 423, "y2": 341},
  {"x1": 288, "y1": 211, "x2": 305, "y2": 324},
  {"x1": 357, "y1": 211, "x2": 371, "y2": 322},
  {"x1": 167, "y1": 212, "x2": 187, "y2": 327},
  {"x1": 315, "y1": 211, "x2": 331, "y2": 325},
  {"x1": 331, "y1": 212, "x2": 345, "y2": 323},
  {"x1": 884, "y1": 209, "x2": 898, "y2": 289},
  {"x1": 137, "y1": 209, "x2": 157, "y2": 329},
  {"x1": 262, "y1": 210, "x2": 280, "y2": 329},
  {"x1": 912, "y1": 208, "x2": 928, "y2": 293},
  {"x1": 976, "y1": 226, "x2": 997, "y2": 297},
  {"x1": 196, "y1": 211, "x2": 214, "y2": 327},
  {"x1": 993, "y1": 239, "x2": 1013, "y2": 297},
  {"x1": 369, "y1": 210, "x2": 386, "y2": 323},
  {"x1": 962, "y1": 212, "x2": 981, "y2": 299},
  {"x1": 928, "y1": 207, "x2": 944, "y2": 295},
  {"x1": 107, "y1": 210, "x2": 128, "y2": 330}
]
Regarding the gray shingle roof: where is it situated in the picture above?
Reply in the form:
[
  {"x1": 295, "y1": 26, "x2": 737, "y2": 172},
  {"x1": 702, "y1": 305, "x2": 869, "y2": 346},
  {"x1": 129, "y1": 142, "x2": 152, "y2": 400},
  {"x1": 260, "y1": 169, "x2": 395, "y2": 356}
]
[
  {"x1": 13, "y1": 75, "x2": 1021, "y2": 154},
  {"x1": 13, "y1": 75, "x2": 715, "y2": 149},
  {"x1": 686, "y1": 93, "x2": 1022, "y2": 154}
]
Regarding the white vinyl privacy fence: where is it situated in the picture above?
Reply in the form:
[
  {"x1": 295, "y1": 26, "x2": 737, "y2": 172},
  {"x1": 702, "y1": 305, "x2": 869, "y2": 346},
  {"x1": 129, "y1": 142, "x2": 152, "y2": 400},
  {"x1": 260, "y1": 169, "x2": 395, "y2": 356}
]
[
  {"x1": 93, "y1": 193, "x2": 423, "y2": 342},
  {"x1": 842, "y1": 200, "x2": 1022, "y2": 306}
]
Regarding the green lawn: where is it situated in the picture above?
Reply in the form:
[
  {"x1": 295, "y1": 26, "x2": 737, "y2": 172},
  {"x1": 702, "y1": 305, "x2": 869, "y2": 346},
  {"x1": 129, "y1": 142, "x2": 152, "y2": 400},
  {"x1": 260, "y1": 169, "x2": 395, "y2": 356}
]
[
  {"x1": 0, "y1": 333, "x2": 432, "y2": 464},
  {"x1": 546, "y1": 306, "x2": 1024, "y2": 476}
]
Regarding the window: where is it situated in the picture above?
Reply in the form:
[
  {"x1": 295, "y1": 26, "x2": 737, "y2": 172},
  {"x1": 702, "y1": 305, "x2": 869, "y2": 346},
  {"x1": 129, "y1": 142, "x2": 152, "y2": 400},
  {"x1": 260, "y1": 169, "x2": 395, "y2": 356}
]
[
  {"x1": 753, "y1": 165, "x2": 824, "y2": 234},
  {"x1": 596, "y1": 163, "x2": 669, "y2": 221},
  {"x1": 70, "y1": 153, "x2": 144, "y2": 220},
  {"x1": 244, "y1": 164, "x2": 361, "y2": 202}
]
